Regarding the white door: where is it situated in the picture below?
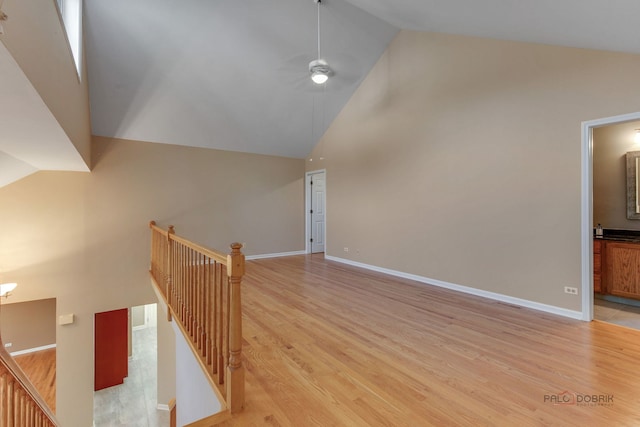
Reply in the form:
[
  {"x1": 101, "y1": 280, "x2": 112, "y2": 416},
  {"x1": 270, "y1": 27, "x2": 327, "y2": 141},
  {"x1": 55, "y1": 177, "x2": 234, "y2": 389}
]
[
  {"x1": 144, "y1": 303, "x2": 157, "y2": 328},
  {"x1": 310, "y1": 172, "x2": 326, "y2": 253}
]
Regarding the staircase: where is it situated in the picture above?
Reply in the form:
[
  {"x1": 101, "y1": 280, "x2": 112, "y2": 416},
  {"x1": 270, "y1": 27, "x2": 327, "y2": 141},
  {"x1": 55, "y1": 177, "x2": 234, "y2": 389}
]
[{"x1": 0, "y1": 337, "x2": 58, "y2": 426}]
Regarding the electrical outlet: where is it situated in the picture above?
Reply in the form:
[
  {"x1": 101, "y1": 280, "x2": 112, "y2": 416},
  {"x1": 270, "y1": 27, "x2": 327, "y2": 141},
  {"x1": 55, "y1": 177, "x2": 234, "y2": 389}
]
[
  {"x1": 344, "y1": 247, "x2": 349, "y2": 252},
  {"x1": 4, "y1": 343, "x2": 12, "y2": 348},
  {"x1": 564, "y1": 286, "x2": 578, "y2": 295}
]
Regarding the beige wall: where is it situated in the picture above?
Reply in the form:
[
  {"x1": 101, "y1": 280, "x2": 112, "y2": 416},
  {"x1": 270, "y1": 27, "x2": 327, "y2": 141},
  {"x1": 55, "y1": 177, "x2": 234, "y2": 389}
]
[
  {"x1": 0, "y1": 298, "x2": 56, "y2": 352},
  {"x1": 308, "y1": 30, "x2": 640, "y2": 312},
  {"x1": 1, "y1": 0, "x2": 92, "y2": 166},
  {"x1": 593, "y1": 121, "x2": 640, "y2": 230},
  {"x1": 0, "y1": 137, "x2": 304, "y2": 426}
]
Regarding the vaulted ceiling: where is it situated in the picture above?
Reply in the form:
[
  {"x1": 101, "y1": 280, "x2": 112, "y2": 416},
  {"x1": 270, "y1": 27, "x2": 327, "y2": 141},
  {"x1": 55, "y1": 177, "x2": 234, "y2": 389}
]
[
  {"x1": 5, "y1": 0, "x2": 640, "y2": 186},
  {"x1": 84, "y1": 0, "x2": 397, "y2": 158}
]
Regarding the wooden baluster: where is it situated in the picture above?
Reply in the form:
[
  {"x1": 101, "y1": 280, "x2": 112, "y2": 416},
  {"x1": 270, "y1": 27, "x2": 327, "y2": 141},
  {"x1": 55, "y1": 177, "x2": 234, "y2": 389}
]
[
  {"x1": 178, "y1": 243, "x2": 182, "y2": 321},
  {"x1": 174, "y1": 243, "x2": 179, "y2": 320},
  {"x1": 180, "y1": 243, "x2": 186, "y2": 324},
  {"x1": 189, "y1": 249, "x2": 195, "y2": 349},
  {"x1": 189, "y1": 248, "x2": 194, "y2": 338},
  {"x1": 199, "y1": 254, "x2": 205, "y2": 352},
  {"x1": 27, "y1": 400, "x2": 34, "y2": 427},
  {"x1": 173, "y1": 242, "x2": 177, "y2": 314},
  {"x1": 177, "y1": 243, "x2": 182, "y2": 322},
  {"x1": 186, "y1": 245, "x2": 191, "y2": 329},
  {"x1": 183, "y1": 246, "x2": 188, "y2": 332},
  {"x1": 182, "y1": 244, "x2": 191, "y2": 328},
  {"x1": 226, "y1": 243, "x2": 245, "y2": 413},
  {"x1": 1, "y1": 373, "x2": 6, "y2": 427},
  {"x1": 196, "y1": 254, "x2": 201, "y2": 351},
  {"x1": 183, "y1": 244, "x2": 187, "y2": 325},
  {"x1": 190, "y1": 251, "x2": 195, "y2": 341},
  {"x1": 192, "y1": 250, "x2": 197, "y2": 344},
  {"x1": 198, "y1": 255, "x2": 206, "y2": 356},
  {"x1": 204, "y1": 257, "x2": 211, "y2": 364},
  {"x1": 16, "y1": 389, "x2": 20, "y2": 426},
  {"x1": 192, "y1": 248, "x2": 196, "y2": 338},
  {"x1": 166, "y1": 226, "x2": 175, "y2": 322},
  {"x1": 8, "y1": 379, "x2": 14, "y2": 427},
  {"x1": 195, "y1": 253, "x2": 199, "y2": 347},
  {"x1": 172, "y1": 240, "x2": 177, "y2": 312},
  {"x1": 185, "y1": 245, "x2": 190, "y2": 329},
  {"x1": 19, "y1": 390, "x2": 25, "y2": 426},
  {"x1": 211, "y1": 261, "x2": 218, "y2": 375},
  {"x1": 195, "y1": 252, "x2": 201, "y2": 348},
  {"x1": 217, "y1": 264, "x2": 224, "y2": 381},
  {"x1": 210, "y1": 258, "x2": 215, "y2": 366},
  {"x1": 224, "y1": 272, "x2": 229, "y2": 385}
]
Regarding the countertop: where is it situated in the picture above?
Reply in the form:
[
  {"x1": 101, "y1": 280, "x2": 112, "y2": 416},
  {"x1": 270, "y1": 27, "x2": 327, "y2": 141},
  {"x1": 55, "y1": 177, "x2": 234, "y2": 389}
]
[{"x1": 595, "y1": 229, "x2": 640, "y2": 243}]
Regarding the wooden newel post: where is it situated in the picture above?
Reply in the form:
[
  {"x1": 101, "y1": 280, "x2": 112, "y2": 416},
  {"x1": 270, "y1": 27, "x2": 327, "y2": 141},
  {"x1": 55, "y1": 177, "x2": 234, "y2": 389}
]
[
  {"x1": 166, "y1": 225, "x2": 175, "y2": 322},
  {"x1": 226, "y1": 242, "x2": 245, "y2": 413}
]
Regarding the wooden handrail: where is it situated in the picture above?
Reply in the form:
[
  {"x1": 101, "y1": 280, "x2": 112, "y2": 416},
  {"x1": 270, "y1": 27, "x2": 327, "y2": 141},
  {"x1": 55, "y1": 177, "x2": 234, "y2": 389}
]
[
  {"x1": 0, "y1": 335, "x2": 58, "y2": 426},
  {"x1": 149, "y1": 221, "x2": 245, "y2": 416},
  {"x1": 169, "y1": 398, "x2": 176, "y2": 427}
]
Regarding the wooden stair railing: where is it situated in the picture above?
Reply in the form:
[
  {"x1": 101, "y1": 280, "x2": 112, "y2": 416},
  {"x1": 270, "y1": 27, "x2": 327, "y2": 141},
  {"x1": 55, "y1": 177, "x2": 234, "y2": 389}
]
[
  {"x1": 0, "y1": 335, "x2": 58, "y2": 426},
  {"x1": 149, "y1": 221, "x2": 245, "y2": 417}
]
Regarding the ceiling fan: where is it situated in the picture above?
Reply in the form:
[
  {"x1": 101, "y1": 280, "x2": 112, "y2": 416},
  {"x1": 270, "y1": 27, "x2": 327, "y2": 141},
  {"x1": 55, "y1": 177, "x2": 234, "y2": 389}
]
[
  {"x1": 309, "y1": 0, "x2": 331, "y2": 85},
  {"x1": 277, "y1": 0, "x2": 361, "y2": 92}
]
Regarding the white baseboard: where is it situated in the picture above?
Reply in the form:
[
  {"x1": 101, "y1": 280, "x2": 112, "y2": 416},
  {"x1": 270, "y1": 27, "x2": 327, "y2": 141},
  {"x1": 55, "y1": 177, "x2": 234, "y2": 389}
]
[
  {"x1": 10, "y1": 343, "x2": 56, "y2": 357},
  {"x1": 325, "y1": 255, "x2": 584, "y2": 321},
  {"x1": 157, "y1": 403, "x2": 170, "y2": 411},
  {"x1": 246, "y1": 250, "x2": 306, "y2": 260}
]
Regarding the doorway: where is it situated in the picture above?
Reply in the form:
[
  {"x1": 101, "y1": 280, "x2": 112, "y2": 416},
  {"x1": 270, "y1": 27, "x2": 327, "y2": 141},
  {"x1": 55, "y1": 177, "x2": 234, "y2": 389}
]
[
  {"x1": 581, "y1": 111, "x2": 640, "y2": 321},
  {"x1": 131, "y1": 303, "x2": 158, "y2": 331},
  {"x1": 590, "y1": 118, "x2": 640, "y2": 329},
  {"x1": 306, "y1": 170, "x2": 326, "y2": 254},
  {"x1": 93, "y1": 303, "x2": 165, "y2": 425}
]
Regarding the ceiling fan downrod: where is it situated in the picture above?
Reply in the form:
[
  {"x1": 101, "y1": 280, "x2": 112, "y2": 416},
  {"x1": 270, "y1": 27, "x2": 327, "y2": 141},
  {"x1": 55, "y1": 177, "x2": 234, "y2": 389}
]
[{"x1": 310, "y1": 0, "x2": 331, "y2": 84}]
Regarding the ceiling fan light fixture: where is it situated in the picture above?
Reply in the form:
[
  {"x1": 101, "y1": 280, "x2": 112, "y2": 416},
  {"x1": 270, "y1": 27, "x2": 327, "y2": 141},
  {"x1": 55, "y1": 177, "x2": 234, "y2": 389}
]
[
  {"x1": 309, "y1": 59, "x2": 331, "y2": 85},
  {"x1": 311, "y1": 71, "x2": 329, "y2": 85}
]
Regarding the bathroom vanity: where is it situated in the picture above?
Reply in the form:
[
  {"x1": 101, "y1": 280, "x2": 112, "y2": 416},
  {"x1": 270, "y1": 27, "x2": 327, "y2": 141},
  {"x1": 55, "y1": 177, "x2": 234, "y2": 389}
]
[{"x1": 594, "y1": 233, "x2": 640, "y2": 299}]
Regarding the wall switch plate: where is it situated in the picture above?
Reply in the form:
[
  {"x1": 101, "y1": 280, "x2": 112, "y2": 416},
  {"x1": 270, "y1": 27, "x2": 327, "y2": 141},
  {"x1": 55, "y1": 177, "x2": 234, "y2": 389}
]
[
  {"x1": 59, "y1": 313, "x2": 75, "y2": 325},
  {"x1": 4, "y1": 343, "x2": 12, "y2": 348}
]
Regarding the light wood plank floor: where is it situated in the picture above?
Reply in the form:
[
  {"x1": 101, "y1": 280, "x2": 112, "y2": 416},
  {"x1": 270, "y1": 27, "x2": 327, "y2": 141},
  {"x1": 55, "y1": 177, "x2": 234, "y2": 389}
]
[
  {"x1": 14, "y1": 348, "x2": 56, "y2": 413},
  {"x1": 219, "y1": 255, "x2": 640, "y2": 426}
]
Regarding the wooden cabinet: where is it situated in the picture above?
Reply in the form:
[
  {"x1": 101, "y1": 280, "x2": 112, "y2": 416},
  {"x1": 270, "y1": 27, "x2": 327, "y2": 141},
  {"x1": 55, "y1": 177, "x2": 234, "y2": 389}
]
[
  {"x1": 594, "y1": 239, "x2": 603, "y2": 293},
  {"x1": 606, "y1": 242, "x2": 640, "y2": 300}
]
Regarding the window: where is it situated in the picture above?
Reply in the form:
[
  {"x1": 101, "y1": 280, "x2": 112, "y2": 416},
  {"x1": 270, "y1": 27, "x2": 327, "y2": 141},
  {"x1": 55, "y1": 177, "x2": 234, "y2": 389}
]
[{"x1": 57, "y1": 0, "x2": 83, "y2": 77}]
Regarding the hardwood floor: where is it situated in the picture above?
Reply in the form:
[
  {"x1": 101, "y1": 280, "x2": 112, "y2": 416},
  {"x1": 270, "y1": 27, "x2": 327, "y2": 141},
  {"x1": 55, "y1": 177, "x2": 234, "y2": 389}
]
[
  {"x1": 13, "y1": 348, "x2": 56, "y2": 413},
  {"x1": 218, "y1": 255, "x2": 640, "y2": 426}
]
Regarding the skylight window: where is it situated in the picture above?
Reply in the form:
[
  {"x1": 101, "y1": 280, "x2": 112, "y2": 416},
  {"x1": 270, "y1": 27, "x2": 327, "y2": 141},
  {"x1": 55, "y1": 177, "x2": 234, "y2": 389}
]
[{"x1": 57, "y1": 0, "x2": 83, "y2": 77}]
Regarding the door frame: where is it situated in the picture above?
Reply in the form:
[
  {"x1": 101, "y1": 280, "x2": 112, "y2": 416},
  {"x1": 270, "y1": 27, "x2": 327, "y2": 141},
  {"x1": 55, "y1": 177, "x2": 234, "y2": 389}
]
[
  {"x1": 305, "y1": 169, "x2": 327, "y2": 254},
  {"x1": 581, "y1": 111, "x2": 640, "y2": 321}
]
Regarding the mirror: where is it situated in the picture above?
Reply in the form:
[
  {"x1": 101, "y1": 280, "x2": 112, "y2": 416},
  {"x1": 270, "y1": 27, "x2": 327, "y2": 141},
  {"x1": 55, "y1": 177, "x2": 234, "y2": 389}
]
[{"x1": 626, "y1": 151, "x2": 640, "y2": 219}]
